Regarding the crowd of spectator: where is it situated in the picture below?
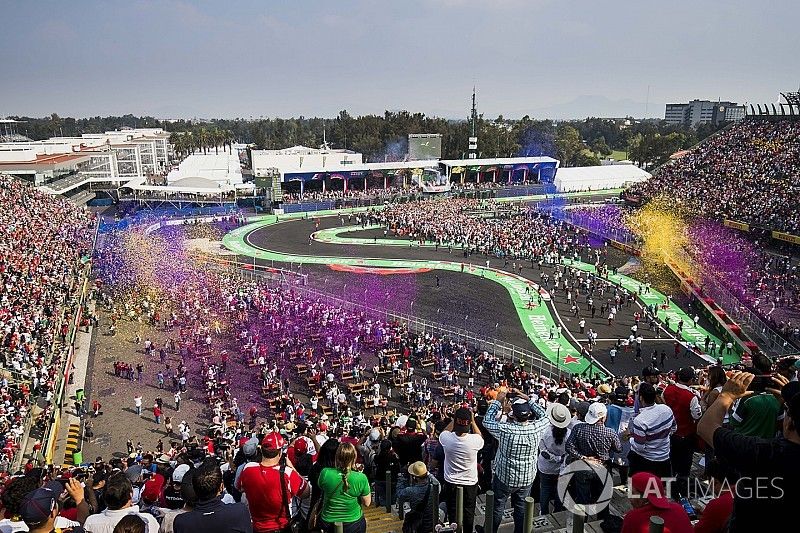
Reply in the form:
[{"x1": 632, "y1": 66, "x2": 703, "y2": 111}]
[
  {"x1": 0, "y1": 175, "x2": 95, "y2": 471},
  {"x1": 627, "y1": 119, "x2": 800, "y2": 234}
]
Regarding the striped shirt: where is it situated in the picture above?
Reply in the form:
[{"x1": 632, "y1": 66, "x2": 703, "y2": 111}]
[
  {"x1": 630, "y1": 404, "x2": 676, "y2": 461},
  {"x1": 483, "y1": 399, "x2": 549, "y2": 488}
]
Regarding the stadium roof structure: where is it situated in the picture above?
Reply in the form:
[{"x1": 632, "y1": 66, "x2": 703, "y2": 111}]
[
  {"x1": 554, "y1": 164, "x2": 650, "y2": 192},
  {"x1": 122, "y1": 176, "x2": 254, "y2": 195},
  {"x1": 440, "y1": 156, "x2": 559, "y2": 168}
]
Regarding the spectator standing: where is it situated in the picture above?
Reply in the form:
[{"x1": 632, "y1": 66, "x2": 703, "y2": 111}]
[
  {"x1": 318, "y1": 442, "x2": 371, "y2": 533},
  {"x1": 237, "y1": 432, "x2": 310, "y2": 533},
  {"x1": 625, "y1": 383, "x2": 676, "y2": 478},
  {"x1": 729, "y1": 354, "x2": 782, "y2": 438},
  {"x1": 439, "y1": 407, "x2": 484, "y2": 533},
  {"x1": 662, "y1": 367, "x2": 701, "y2": 496},
  {"x1": 173, "y1": 458, "x2": 252, "y2": 533},
  {"x1": 483, "y1": 389, "x2": 549, "y2": 533},
  {"x1": 537, "y1": 403, "x2": 571, "y2": 515},
  {"x1": 83, "y1": 472, "x2": 161, "y2": 533},
  {"x1": 564, "y1": 403, "x2": 621, "y2": 521},
  {"x1": 697, "y1": 371, "x2": 799, "y2": 533}
]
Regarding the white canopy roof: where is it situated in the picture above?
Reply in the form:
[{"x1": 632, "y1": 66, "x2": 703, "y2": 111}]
[{"x1": 554, "y1": 164, "x2": 650, "y2": 192}]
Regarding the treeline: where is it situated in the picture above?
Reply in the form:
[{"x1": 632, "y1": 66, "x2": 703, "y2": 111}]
[{"x1": 8, "y1": 111, "x2": 726, "y2": 168}]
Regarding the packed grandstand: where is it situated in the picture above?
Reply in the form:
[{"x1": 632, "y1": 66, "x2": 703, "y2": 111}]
[{"x1": 0, "y1": 117, "x2": 798, "y2": 533}]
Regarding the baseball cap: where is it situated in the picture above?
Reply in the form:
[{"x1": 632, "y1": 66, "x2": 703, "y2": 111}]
[
  {"x1": 511, "y1": 399, "x2": 532, "y2": 421},
  {"x1": 584, "y1": 402, "x2": 608, "y2": 425},
  {"x1": 20, "y1": 481, "x2": 62, "y2": 525},
  {"x1": 369, "y1": 429, "x2": 381, "y2": 442},
  {"x1": 294, "y1": 438, "x2": 308, "y2": 454},
  {"x1": 125, "y1": 465, "x2": 143, "y2": 483},
  {"x1": 141, "y1": 474, "x2": 165, "y2": 503},
  {"x1": 576, "y1": 401, "x2": 591, "y2": 419},
  {"x1": 406, "y1": 418, "x2": 418, "y2": 431},
  {"x1": 172, "y1": 464, "x2": 191, "y2": 484},
  {"x1": 452, "y1": 407, "x2": 472, "y2": 432},
  {"x1": 261, "y1": 432, "x2": 286, "y2": 450},
  {"x1": 547, "y1": 403, "x2": 571, "y2": 429},
  {"x1": 631, "y1": 472, "x2": 671, "y2": 509},
  {"x1": 242, "y1": 437, "x2": 259, "y2": 457}
]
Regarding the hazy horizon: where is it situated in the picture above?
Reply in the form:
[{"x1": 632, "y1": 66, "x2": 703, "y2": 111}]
[{"x1": 3, "y1": 0, "x2": 798, "y2": 120}]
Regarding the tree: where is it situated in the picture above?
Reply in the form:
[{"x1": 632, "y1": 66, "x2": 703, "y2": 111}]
[
  {"x1": 573, "y1": 150, "x2": 601, "y2": 167},
  {"x1": 590, "y1": 136, "x2": 612, "y2": 157},
  {"x1": 555, "y1": 125, "x2": 585, "y2": 167}
]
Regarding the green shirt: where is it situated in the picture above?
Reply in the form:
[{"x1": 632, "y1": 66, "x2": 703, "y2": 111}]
[
  {"x1": 318, "y1": 467, "x2": 370, "y2": 523},
  {"x1": 730, "y1": 393, "x2": 782, "y2": 439}
]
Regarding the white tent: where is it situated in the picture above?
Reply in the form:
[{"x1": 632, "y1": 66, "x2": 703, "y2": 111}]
[
  {"x1": 167, "y1": 154, "x2": 243, "y2": 185},
  {"x1": 554, "y1": 164, "x2": 650, "y2": 192}
]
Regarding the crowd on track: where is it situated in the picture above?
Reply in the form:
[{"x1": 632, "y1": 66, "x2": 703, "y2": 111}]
[
  {"x1": 0, "y1": 175, "x2": 95, "y2": 471},
  {"x1": 0, "y1": 151, "x2": 798, "y2": 533}
]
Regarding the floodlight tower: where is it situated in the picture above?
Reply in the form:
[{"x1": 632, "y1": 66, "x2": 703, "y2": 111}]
[{"x1": 469, "y1": 87, "x2": 478, "y2": 159}]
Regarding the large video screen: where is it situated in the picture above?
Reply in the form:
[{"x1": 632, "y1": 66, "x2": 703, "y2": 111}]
[{"x1": 408, "y1": 134, "x2": 442, "y2": 161}]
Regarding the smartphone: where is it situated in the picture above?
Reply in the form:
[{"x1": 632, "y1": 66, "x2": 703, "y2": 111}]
[
  {"x1": 747, "y1": 374, "x2": 772, "y2": 392},
  {"x1": 679, "y1": 497, "x2": 697, "y2": 520}
]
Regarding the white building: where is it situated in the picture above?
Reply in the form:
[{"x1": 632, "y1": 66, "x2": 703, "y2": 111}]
[
  {"x1": 251, "y1": 145, "x2": 362, "y2": 178},
  {"x1": 0, "y1": 128, "x2": 170, "y2": 203},
  {"x1": 553, "y1": 164, "x2": 651, "y2": 192}
]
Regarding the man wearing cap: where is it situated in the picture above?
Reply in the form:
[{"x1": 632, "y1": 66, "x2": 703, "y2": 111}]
[
  {"x1": 164, "y1": 464, "x2": 192, "y2": 510},
  {"x1": 237, "y1": 432, "x2": 309, "y2": 533},
  {"x1": 662, "y1": 367, "x2": 701, "y2": 496},
  {"x1": 483, "y1": 388, "x2": 548, "y2": 533},
  {"x1": 620, "y1": 472, "x2": 692, "y2": 533},
  {"x1": 439, "y1": 407, "x2": 484, "y2": 533},
  {"x1": 397, "y1": 461, "x2": 440, "y2": 533},
  {"x1": 83, "y1": 472, "x2": 161, "y2": 533},
  {"x1": 565, "y1": 402, "x2": 621, "y2": 520},
  {"x1": 697, "y1": 371, "x2": 799, "y2": 533},
  {"x1": 17, "y1": 479, "x2": 88, "y2": 533}
]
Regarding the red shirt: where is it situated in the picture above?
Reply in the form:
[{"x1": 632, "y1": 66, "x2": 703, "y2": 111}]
[
  {"x1": 238, "y1": 463, "x2": 307, "y2": 533},
  {"x1": 693, "y1": 492, "x2": 733, "y2": 533},
  {"x1": 621, "y1": 502, "x2": 693, "y2": 533}
]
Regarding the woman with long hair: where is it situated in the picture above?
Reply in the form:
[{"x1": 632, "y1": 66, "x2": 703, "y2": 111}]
[
  {"x1": 538, "y1": 403, "x2": 572, "y2": 515},
  {"x1": 702, "y1": 365, "x2": 727, "y2": 410},
  {"x1": 310, "y1": 437, "x2": 340, "y2": 508},
  {"x1": 318, "y1": 442, "x2": 371, "y2": 533}
]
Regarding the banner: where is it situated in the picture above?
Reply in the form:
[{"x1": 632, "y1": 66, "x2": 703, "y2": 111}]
[
  {"x1": 723, "y1": 220, "x2": 750, "y2": 232},
  {"x1": 772, "y1": 230, "x2": 800, "y2": 245}
]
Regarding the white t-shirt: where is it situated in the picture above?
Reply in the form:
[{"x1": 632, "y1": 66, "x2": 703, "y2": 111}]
[
  {"x1": 0, "y1": 516, "x2": 79, "y2": 532},
  {"x1": 438, "y1": 430, "x2": 484, "y2": 485},
  {"x1": 83, "y1": 508, "x2": 160, "y2": 533}
]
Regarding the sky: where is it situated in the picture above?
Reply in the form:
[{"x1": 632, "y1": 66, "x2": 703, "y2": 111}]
[{"x1": 2, "y1": 0, "x2": 799, "y2": 120}]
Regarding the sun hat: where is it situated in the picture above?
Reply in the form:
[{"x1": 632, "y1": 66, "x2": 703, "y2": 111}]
[
  {"x1": 407, "y1": 461, "x2": 428, "y2": 478},
  {"x1": 547, "y1": 403, "x2": 571, "y2": 429}
]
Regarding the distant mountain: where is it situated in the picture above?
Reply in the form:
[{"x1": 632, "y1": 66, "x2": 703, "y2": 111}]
[{"x1": 515, "y1": 95, "x2": 664, "y2": 120}]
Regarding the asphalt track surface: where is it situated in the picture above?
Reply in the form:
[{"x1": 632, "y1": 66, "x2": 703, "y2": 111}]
[{"x1": 237, "y1": 214, "x2": 716, "y2": 377}]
